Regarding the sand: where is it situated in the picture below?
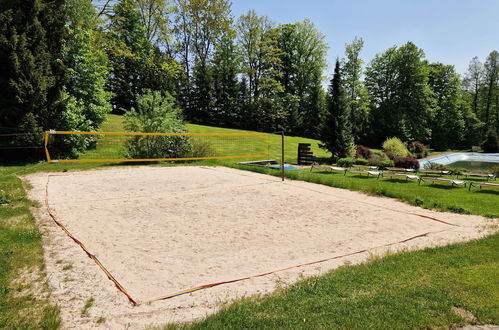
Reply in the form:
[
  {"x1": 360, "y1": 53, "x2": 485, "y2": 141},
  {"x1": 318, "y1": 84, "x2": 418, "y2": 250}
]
[{"x1": 24, "y1": 166, "x2": 494, "y2": 329}]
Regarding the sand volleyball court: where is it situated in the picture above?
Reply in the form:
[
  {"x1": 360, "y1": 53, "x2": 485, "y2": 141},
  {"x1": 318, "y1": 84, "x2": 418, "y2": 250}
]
[{"x1": 25, "y1": 166, "x2": 490, "y2": 329}]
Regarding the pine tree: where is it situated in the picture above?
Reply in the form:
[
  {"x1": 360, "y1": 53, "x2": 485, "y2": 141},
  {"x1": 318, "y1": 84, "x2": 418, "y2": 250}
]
[
  {"x1": 320, "y1": 59, "x2": 354, "y2": 160},
  {"x1": 0, "y1": 0, "x2": 68, "y2": 158}
]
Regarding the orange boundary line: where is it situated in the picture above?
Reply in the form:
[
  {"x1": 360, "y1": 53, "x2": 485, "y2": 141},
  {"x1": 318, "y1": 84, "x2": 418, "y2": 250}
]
[
  {"x1": 44, "y1": 175, "x2": 138, "y2": 305},
  {"x1": 139, "y1": 229, "x2": 450, "y2": 304}
]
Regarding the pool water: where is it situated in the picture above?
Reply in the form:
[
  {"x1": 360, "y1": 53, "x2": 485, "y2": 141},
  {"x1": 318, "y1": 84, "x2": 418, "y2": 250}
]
[
  {"x1": 447, "y1": 161, "x2": 498, "y2": 171},
  {"x1": 268, "y1": 164, "x2": 299, "y2": 170}
]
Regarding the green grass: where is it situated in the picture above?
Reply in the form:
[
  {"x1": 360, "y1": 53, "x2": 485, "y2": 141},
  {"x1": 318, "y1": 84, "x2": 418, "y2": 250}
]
[
  {"x1": 0, "y1": 166, "x2": 61, "y2": 328},
  {"x1": 170, "y1": 233, "x2": 499, "y2": 329}
]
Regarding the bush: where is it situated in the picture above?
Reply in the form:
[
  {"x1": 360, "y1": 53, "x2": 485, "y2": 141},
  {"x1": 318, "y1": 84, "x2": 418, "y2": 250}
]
[
  {"x1": 379, "y1": 160, "x2": 395, "y2": 169},
  {"x1": 408, "y1": 141, "x2": 428, "y2": 159},
  {"x1": 353, "y1": 158, "x2": 369, "y2": 165},
  {"x1": 123, "y1": 90, "x2": 192, "y2": 159},
  {"x1": 355, "y1": 145, "x2": 372, "y2": 159},
  {"x1": 337, "y1": 157, "x2": 355, "y2": 167},
  {"x1": 382, "y1": 137, "x2": 409, "y2": 159},
  {"x1": 394, "y1": 157, "x2": 420, "y2": 170},
  {"x1": 482, "y1": 129, "x2": 499, "y2": 152},
  {"x1": 189, "y1": 139, "x2": 215, "y2": 158}
]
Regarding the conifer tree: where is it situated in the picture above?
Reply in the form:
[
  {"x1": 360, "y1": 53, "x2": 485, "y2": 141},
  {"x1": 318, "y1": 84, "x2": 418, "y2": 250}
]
[
  {"x1": 0, "y1": 0, "x2": 68, "y2": 157},
  {"x1": 320, "y1": 59, "x2": 354, "y2": 160}
]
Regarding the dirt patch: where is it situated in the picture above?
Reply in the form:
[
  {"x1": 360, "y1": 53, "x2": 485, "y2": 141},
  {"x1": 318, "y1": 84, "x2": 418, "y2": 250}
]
[{"x1": 24, "y1": 166, "x2": 494, "y2": 329}]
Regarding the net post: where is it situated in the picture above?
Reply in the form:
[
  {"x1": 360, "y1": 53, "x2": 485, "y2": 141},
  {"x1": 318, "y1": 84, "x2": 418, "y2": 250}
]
[
  {"x1": 44, "y1": 131, "x2": 51, "y2": 163},
  {"x1": 281, "y1": 131, "x2": 285, "y2": 182}
]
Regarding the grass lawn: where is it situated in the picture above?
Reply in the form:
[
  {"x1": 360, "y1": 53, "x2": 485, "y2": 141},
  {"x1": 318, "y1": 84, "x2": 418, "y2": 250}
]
[
  {"x1": 0, "y1": 165, "x2": 60, "y2": 328},
  {"x1": 1, "y1": 114, "x2": 497, "y2": 328}
]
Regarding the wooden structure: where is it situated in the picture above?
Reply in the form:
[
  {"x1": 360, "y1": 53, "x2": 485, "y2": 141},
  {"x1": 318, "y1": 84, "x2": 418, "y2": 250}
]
[{"x1": 297, "y1": 143, "x2": 315, "y2": 165}]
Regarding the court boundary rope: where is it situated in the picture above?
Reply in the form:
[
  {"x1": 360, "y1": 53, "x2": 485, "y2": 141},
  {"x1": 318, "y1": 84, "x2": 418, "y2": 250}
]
[
  {"x1": 43, "y1": 170, "x2": 460, "y2": 306},
  {"x1": 45, "y1": 174, "x2": 137, "y2": 305}
]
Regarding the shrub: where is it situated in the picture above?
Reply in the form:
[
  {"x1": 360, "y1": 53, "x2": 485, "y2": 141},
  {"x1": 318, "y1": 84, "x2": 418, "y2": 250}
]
[
  {"x1": 189, "y1": 139, "x2": 215, "y2": 158},
  {"x1": 353, "y1": 158, "x2": 369, "y2": 165},
  {"x1": 394, "y1": 157, "x2": 420, "y2": 170},
  {"x1": 379, "y1": 160, "x2": 395, "y2": 169},
  {"x1": 482, "y1": 129, "x2": 499, "y2": 152},
  {"x1": 123, "y1": 90, "x2": 192, "y2": 159},
  {"x1": 337, "y1": 157, "x2": 355, "y2": 167},
  {"x1": 408, "y1": 141, "x2": 428, "y2": 159},
  {"x1": 355, "y1": 145, "x2": 372, "y2": 159},
  {"x1": 382, "y1": 137, "x2": 409, "y2": 159}
]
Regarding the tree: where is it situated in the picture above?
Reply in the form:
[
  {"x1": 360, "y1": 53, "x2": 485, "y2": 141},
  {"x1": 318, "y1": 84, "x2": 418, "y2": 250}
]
[
  {"x1": 0, "y1": 0, "x2": 78, "y2": 158},
  {"x1": 211, "y1": 31, "x2": 241, "y2": 127},
  {"x1": 482, "y1": 50, "x2": 499, "y2": 133},
  {"x1": 124, "y1": 90, "x2": 192, "y2": 158},
  {"x1": 342, "y1": 37, "x2": 369, "y2": 143},
  {"x1": 66, "y1": 0, "x2": 111, "y2": 130},
  {"x1": 320, "y1": 59, "x2": 353, "y2": 159},
  {"x1": 277, "y1": 19, "x2": 328, "y2": 137},
  {"x1": 171, "y1": 0, "x2": 232, "y2": 121},
  {"x1": 463, "y1": 56, "x2": 483, "y2": 115},
  {"x1": 427, "y1": 63, "x2": 465, "y2": 150},
  {"x1": 107, "y1": 0, "x2": 178, "y2": 113},
  {"x1": 365, "y1": 42, "x2": 433, "y2": 145}
]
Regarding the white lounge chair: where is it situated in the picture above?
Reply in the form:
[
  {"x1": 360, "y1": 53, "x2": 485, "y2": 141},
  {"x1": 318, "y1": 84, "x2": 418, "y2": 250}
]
[{"x1": 419, "y1": 177, "x2": 467, "y2": 187}]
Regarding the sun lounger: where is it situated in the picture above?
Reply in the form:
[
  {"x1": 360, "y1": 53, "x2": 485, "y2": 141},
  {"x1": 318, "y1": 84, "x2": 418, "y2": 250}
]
[
  {"x1": 310, "y1": 164, "x2": 348, "y2": 175},
  {"x1": 459, "y1": 172, "x2": 496, "y2": 181},
  {"x1": 349, "y1": 169, "x2": 382, "y2": 179},
  {"x1": 382, "y1": 172, "x2": 420, "y2": 181},
  {"x1": 385, "y1": 167, "x2": 416, "y2": 173},
  {"x1": 353, "y1": 164, "x2": 379, "y2": 170},
  {"x1": 419, "y1": 177, "x2": 467, "y2": 187},
  {"x1": 468, "y1": 182, "x2": 499, "y2": 191},
  {"x1": 419, "y1": 169, "x2": 452, "y2": 175}
]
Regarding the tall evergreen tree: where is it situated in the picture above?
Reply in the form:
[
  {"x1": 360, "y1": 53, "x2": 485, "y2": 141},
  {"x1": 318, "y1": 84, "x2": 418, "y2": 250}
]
[
  {"x1": 320, "y1": 59, "x2": 353, "y2": 159},
  {"x1": 0, "y1": 0, "x2": 68, "y2": 129},
  {"x1": 0, "y1": 0, "x2": 73, "y2": 158}
]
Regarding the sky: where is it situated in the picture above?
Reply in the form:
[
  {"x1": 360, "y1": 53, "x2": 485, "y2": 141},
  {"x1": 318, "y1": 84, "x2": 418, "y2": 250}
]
[{"x1": 231, "y1": 0, "x2": 499, "y2": 76}]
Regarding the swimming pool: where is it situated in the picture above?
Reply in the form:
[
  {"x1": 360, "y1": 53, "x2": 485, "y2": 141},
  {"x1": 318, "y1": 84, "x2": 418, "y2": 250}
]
[
  {"x1": 419, "y1": 153, "x2": 499, "y2": 170},
  {"x1": 268, "y1": 164, "x2": 299, "y2": 170}
]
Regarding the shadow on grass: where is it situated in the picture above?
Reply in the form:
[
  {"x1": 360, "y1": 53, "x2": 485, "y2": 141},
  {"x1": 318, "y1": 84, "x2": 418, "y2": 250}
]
[
  {"x1": 380, "y1": 178, "x2": 415, "y2": 184},
  {"x1": 421, "y1": 183, "x2": 464, "y2": 190},
  {"x1": 472, "y1": 189, "x2": 499, "y2": 196}
]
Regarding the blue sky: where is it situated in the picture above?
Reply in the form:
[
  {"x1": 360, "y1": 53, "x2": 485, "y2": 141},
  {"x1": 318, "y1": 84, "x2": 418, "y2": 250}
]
[{"x1": 231, "y1": 0, "x2": 499, "y2": 76}]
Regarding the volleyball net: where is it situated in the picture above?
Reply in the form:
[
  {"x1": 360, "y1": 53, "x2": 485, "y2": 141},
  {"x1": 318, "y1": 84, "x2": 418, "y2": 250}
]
[{"x1": 44, "y1": 130, "x2": 269, "y2": 163}]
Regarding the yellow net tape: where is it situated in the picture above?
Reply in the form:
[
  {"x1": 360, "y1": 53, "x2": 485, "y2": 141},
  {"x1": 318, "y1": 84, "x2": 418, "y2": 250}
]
[{"x1": 45, "y1": 131, "x2": 268, "y2": 163}]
